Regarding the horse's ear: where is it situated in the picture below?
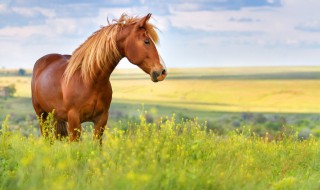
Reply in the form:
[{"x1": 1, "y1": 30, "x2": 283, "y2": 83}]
[{"x1": 137, "y1": 13, "x2": 152, "y2": 28}]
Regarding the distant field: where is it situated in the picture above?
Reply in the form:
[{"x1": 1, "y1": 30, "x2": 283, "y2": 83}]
[
  {"x1": 0, "y1": 76, "x2": 31, "y2": 97},
  {"x1": 112, "y1": 67, "x2": 320, "y2": 113},
  {"x1": 1, "y1": 66, "x2": 320, "y2": 135},
  {"x1": 2, "y1": 66, "x2": 320, "y2": 113},
  {"x1": 112, "y1": 79, "x2": 320, "y2": 113}
]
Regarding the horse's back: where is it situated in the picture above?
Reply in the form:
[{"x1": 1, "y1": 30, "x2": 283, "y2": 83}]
[
  {"x1": 32, "y1": 54, "x2": 69, "y2": 77},
  {"x1": 31, "y1": 54, "x2": 70, "y2": 117}
]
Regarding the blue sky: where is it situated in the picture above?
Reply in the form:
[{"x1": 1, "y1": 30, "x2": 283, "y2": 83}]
[{"x1": 0, "y1": 0, "x2": 320, "y2": 69}]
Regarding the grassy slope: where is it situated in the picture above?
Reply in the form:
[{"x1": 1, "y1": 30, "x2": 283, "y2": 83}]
[{"x1": 1, "y1": 117, "x2": 320, "y2": 190}]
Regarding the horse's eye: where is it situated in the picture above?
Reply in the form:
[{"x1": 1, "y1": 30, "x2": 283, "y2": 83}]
[{"x1": 144, "y1": 39, "x2": 150, "y2": 45}]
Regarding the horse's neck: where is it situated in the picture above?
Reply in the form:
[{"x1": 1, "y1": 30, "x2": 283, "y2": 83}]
[
  {"x1": 94, "y1": 57, "x2": 123, "y2": 83},
  {"x1": 93, "y1": 26, "x2": 128, "y2": 84}
]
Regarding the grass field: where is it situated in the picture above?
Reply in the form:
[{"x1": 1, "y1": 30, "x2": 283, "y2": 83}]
[
  {"x1": 3, "y1": 67, "x2": 320, "y2": 113},
  {"x1": 111, "y1": 67, "x2": 320, "y2": 113},
  {"x1": 1, "y1": 67, "x2": 320, "y2": 189},
  {"x1": 112, "y1": 79, "x2": 320, "y2": 113},
  {"x1": 2, "y1": 116, "x2": 320, "y2": 190}
]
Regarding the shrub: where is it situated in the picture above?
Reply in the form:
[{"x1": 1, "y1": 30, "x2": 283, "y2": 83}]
[
  {"x1": 17, "y1": 68, "x2": 26, "y2": 76},
  {"x1": 1, "y1": 84, "x2": 16, "y2": 98}
]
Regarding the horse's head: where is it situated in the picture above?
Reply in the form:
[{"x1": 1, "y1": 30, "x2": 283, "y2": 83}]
[{"x1": 117, "y1": 13, "x2": 167, "y2": 82}]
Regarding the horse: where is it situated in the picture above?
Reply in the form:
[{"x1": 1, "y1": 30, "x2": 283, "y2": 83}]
[{"x1": 31, "y1": 13, "x2": 167, "y2": 143}]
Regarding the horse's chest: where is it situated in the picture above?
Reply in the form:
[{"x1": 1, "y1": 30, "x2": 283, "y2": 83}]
[{"x1": 82, "y1": 92, "x2": 112, "y2": 121}]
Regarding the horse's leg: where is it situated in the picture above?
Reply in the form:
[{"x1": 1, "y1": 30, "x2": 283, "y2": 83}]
[
  {"x1": 67, "y1": 109, "x2": 81, "y2": 142},
  {"x1": 93, "y1": 113, "x2": 108, "y2": 145},
  {"x1": 55, "y1": 120, "x2": 68, "y2": 140},
  {"x1": 32, "y1": 96, "x2": 49, "y2": 137}
]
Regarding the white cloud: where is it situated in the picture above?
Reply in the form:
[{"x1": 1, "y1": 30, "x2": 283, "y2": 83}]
[
  {"x1": 295, "y1": 20, "x2": 320, "y2": 33},
  {"x1": 0, "y1": 17, "x2": 93, "y2": 39},
  {"x1": 151, "y1": 16, "x2": 171, "y2": 32},
  {"x1": 167, "y1": 0, "x2": 320, "y2": 49},
  {"x1": 110, "y1": 0, "x2": 133, "y2": 5},
  {"x1": 0, "y1": 3, "x2": 7, "y2": 12},
  {"x1": 46, "y1": 17, "x2": 93, "y2": 36},
  {"x1": 170, "y1": 3, "x2": 202, "y2": 11},
  {"x1": 97, "y1": 7, "x2": 133, "y2": 24},
  {"x1": 0, "y1": 13, "x2": 98, "y2": 68},
  {"x1": 168, "y1": 7, "x2": 279, "y2": 32},
  {"x1": 1, "y1": 0, "x2": 320, "y2": 68},
  {"x1": 12, "y1": 7, "x2": 55, "y2": 18},
  {"x1": 96, "y1": 7, "x2": 170, "y2": 31}
]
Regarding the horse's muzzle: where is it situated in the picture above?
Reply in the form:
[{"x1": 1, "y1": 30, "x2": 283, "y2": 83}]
[{"x1": 151, "y1": 69, "x2": 167, "y2": 82}]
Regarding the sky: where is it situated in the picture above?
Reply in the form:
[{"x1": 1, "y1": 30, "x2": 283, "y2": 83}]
[{"x1": 0, "y1": 0, "x2": 320, "y2": 69}]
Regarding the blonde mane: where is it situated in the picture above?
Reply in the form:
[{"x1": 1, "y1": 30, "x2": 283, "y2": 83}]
[{"x1": 64, "y1": 14, "x2": 159, "y2": 85}]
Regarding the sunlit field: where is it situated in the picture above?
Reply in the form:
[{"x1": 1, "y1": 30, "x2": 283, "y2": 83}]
[
  {"x1": 3, "y1": 67, "x2": 320, "y2": 113},
  {"x1": 112, "y1": 78, "x2": 320, "y2": 113},
  {"x1": 1, "y1": 67, "x2": 320, "y2": 189}
]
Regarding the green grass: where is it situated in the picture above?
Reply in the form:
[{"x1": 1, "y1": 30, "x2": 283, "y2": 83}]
[{"x1": 1, "y1": 115, "x2": 320, "y2": 190}]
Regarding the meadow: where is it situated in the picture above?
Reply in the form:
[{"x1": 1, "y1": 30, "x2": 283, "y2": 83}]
[
  {"x1": 1, "y1": 67, "x2": 320, "y2": 189},
  {"x1": 1, "y1": 67, "x2": 320, "y2": 135},
  {"x1": 2, "y1": 115, "x2": 320, "y2": 189}
]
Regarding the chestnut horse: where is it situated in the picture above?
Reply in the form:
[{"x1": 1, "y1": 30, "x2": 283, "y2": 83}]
[{"x1": 31, "y1": 13, "x2": 167, "y2": 142}]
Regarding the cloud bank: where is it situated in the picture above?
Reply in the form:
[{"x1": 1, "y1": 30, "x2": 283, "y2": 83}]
[{"x1": 0, "y1": 0, "x2": 320, "y2": 68}]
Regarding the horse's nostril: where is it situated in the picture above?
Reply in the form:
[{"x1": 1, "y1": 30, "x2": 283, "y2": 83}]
[
  {"x1": 152, "y1": 71, "x2": 158, "y2": 82},
  {"x1": 162, "y1": 69, "x2": 167, "y2": 75}
]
